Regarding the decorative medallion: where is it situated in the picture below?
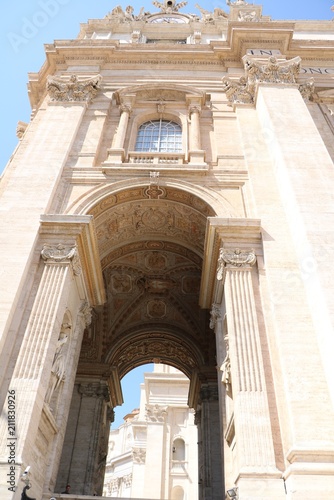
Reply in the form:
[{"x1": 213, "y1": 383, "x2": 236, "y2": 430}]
[{"x1": 147, "y1": 299, "x2": 167, "y2": 318}]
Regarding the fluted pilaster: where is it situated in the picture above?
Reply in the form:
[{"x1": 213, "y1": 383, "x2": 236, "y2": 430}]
[{"x1": 217, "y1": 248, "x2": 278, "y2": 474}]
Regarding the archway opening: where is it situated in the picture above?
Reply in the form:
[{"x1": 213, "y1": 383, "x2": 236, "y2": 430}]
[{"x1": 103, "y1": 363, "x2": 198, "y2": 499}]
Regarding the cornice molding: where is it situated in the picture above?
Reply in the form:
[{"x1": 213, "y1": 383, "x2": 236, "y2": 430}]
[
  {"x1": 39, "y1": 214, "x2": 106, "y2": 306},
  {"x1": 199, "y1": 217, "x2": 262, "y2": 308}
]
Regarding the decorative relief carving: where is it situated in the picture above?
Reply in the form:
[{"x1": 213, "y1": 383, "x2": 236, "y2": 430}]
[
  {"x1": 45, "y1": 321, "x2": 71, "y2": 405},
  {"x1": 195, "y1": 4, "x2": 227, "y2": 23},
  {"x1": 209, "y1": 303, "x2": 221, "y2": 330},
  {"x1": 189, "y1": 104, "x2": 201, "y2": 116},
  {"x1": 138, "y1": 277, "x2": 175, "y2": 293},
  {"x1": 96, "y1": 201, "x2": 206, "y2": 258},
  {"x1": 80, "y1": 308, "x2": 99, "y2": 361},
  {"x1": 132, "y1": 448, "x2": 146, "y2": 464},
  {"x1": 89, "y1": 187, "x2": 214, "y2": 219},
  {"x1": 238, "y1": 9, "x2": 259, "y2": 22},
  {"x1": 145, "y1": 184, "x2": 165, "y2": 199},
  {"x1": 79, "y1": 301, "x2": 92, "y2": 327},
  {"x1": 222, "y1": 76, "x2": 253, "y2": 105},
  {"x1": 47, "y1": 74, "x2": 101, "y2": 102},
  {"x1": 243, "y1": 55, "x2": 301, "y2": 85},
  {"x1": 222, "y1": 55, "x2": 314, "y2": 104},
  {"x1": 194, "y1": 408, "x2": 201, "y2": 425},
  {"x1": 153, "y1": 0, "x2": 188, "y2": 14},
  {"x1": 147, "y1": 299, "x2": 167, "y2": 318},
  {"x1": 157, "y1": 99, "x2": 166, "y2": 114},
  {"x1": 145, "y1": 251, "x2": 167, "y2": 270},
  {"x1": 220, "y1": 334, "x2": 231, "y2": 393},
  {"x1": 299, "y1": 79, "x2": 315, "y2": 100},
  {"x1": 181, "y1": 275, "x2": 200, "y2": 294},
  {"x1": 217, "y1": 248, "x2": 256, "y2": 280},
  {"x1": 16, "y1": 121, "x2": 28, "y2": 139},
  {"x1": 41, "y1": 243, "x2": 76, "y2": 262},
  {"x1": 78, "y1": 382, "x2": 109, "y2": 400},
  {"x1": 146, "y1": 403, "x2": 168, "y2": 422},
  {"x1": 41, "y1": 244, "x2": 81, "y2": 275},
  {"x1": 116, "y1": 338, "x2": 197, "y2": 371},
  {"x1": 120, "y1": 103, "x2": 132, "y2": 114},
  {"x1": 111, "y1": 273, "x2": 132, "y2": 293}
]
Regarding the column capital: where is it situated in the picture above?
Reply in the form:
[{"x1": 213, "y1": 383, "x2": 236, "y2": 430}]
[
  {"x1": 217, "y1": 248, "x2": 256, "y2": 280},
  {"x1": 41, "y1": 243, "x2": 82, "y2": 275},
  {"x1": 188, "y1": 104, "x2": 201, "y2": 116},
  {"x1": 145, "y1": 403, "x2": 168, "y2": 423},
  {"x1": 47, "y1": 74, "x2": 102, "y2": 102},
  {"x1": 119, "y1": 102, "x2": 132, "y2": 114},
  {"x1": 222, "y1": 55, "x2": 314, "y2": 105},
  {"x1": 78, "y1": 381, "x2": 109, "y2": 400}
]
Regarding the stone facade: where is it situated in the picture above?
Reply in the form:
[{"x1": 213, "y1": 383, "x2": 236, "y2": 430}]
[
  {"x1": 103, "y1": 364, "x2": 198, "y2": 499},
  {"x1": 0, "y1": 1, "x2": 334, "y2": 499}
]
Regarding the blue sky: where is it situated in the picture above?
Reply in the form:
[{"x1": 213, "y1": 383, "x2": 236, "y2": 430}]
[{"x1": 1, "y1": 0, "x2": 332, "y2": 427}]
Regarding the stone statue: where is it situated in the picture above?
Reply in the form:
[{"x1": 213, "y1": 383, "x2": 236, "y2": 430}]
[
  {"x1": 220, "y1": 335, "x2": 231, "y2": 392},
  {"x1": 45, "y1": 324, "x2": 70, "y2": 404}
]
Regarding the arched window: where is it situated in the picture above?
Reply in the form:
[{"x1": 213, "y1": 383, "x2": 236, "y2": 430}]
[{"x1": 135, "y1": 119, "x2": 182, "y2": 152}]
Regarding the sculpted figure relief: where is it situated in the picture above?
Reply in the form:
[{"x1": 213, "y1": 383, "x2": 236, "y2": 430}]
[
  {"x1": 220, "y1": 335, "x2": 231, "y2": 392},
  {"x1": 45, "y1": 323, "x2": 71, "y2": 405}
]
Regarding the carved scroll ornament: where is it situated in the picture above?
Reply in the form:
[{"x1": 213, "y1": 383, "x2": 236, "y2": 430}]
[
  {"x1": 47, "y1": 74, "x2": 101, "y2": 102},
  {"x1": 222, "y1": 55, "x2": 314, "y2": 105},
  {"x1": 217, "y1": 248, "x2": 256, "y2": 280},
  {"x1": 132, "y1": 448, "x2": 146, "y2": 464},
  {"x1": 146, "y1": 403, "x2": 168, "y2": 422},
  {"x1": 243, "y1": 56, "x2": 301, "y2": 85},
  {"x1": 41, "y1": 244, "x2": 81, "y2": 275}
]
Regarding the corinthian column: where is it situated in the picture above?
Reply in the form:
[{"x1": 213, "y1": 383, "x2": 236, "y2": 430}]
[{"x1": 217, "y1": 248, "x2": 282, "y2": 496}]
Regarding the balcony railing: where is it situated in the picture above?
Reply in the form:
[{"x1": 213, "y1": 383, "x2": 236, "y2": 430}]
[{"x1": 127, "y1": 152, "x2": 185, "y2": 165}]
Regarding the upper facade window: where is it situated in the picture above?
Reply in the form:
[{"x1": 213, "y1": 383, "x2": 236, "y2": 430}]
[{"x1": 135, "y1": 119, "x2": 182, "y2": 152}]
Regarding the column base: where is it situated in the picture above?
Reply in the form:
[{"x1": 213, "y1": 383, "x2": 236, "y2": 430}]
[
  {"x1": 283, "y1": 458, "x2": 334, "y2": 499},
  {"x1": 234, "y1": 475, "x2": 286, "y2": 500},
  {"x1": 188, "y1": 149, "x2": 206, "y2": 164}
]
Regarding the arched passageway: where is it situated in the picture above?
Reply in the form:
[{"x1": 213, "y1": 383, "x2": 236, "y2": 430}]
[{"x1": 56, "y1": 184, "x2": 224, "y2": 498}]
